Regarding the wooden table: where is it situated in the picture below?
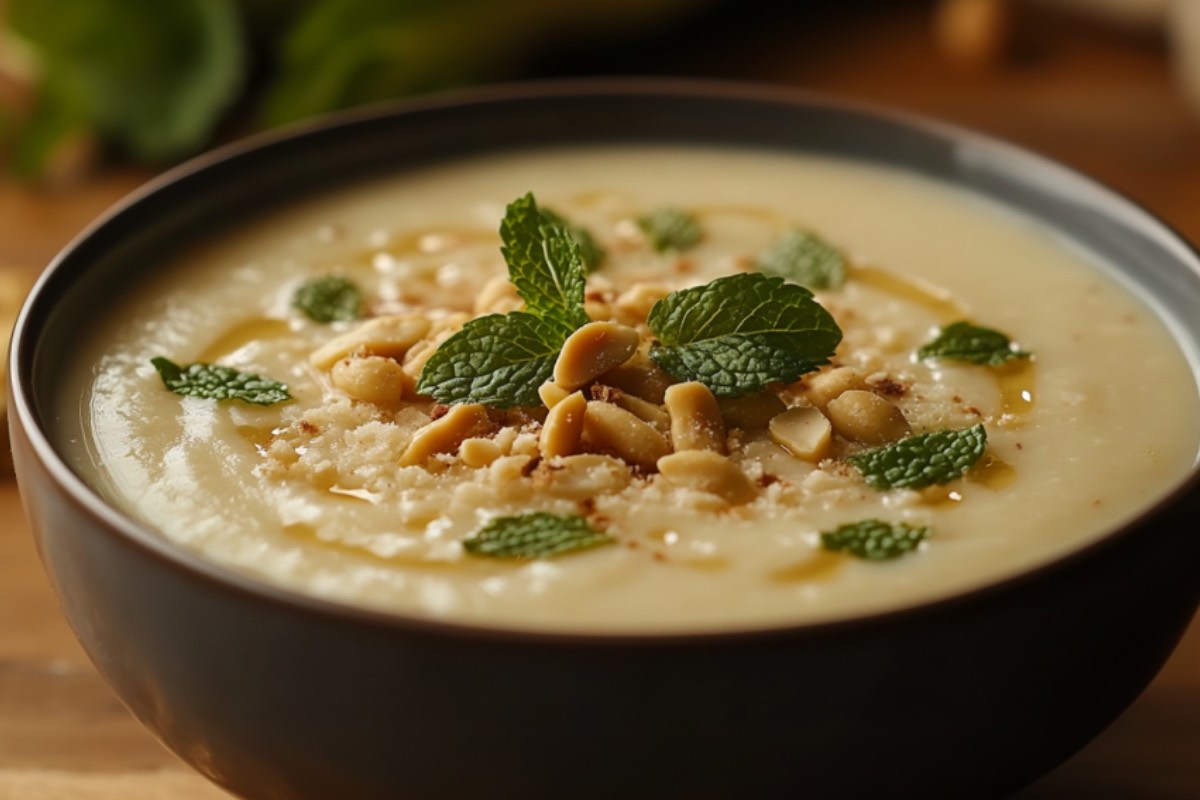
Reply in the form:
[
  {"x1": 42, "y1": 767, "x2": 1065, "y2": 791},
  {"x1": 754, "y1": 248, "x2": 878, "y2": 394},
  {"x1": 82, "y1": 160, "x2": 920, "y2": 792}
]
[{"x1": 2, "y1": 3, "x2": 1199, "y2": 797}]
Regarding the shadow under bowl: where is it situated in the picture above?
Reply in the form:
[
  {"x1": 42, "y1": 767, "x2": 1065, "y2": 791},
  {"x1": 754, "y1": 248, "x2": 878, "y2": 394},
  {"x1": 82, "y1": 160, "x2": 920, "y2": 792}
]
[{"x1": 8, "y1": 80, "x2": 1200, "y2": 800}]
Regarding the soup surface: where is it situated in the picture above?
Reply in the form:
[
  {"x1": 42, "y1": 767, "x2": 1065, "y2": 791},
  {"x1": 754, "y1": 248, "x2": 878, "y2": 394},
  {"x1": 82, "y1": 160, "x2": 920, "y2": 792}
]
[{"x1": 67, "y1": 146, "x2": 1200, "y2": 632}]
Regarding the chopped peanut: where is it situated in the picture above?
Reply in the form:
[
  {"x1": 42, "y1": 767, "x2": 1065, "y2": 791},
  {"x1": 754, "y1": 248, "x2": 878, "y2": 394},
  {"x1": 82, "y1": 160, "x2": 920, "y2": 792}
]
[
  {"x1": 538, "y1": 381, "x2": 571, "y2": 408},
  {"x1": 664, "y1": 381, "x2": 726, "y2": 453},
  {"x1": 658, "y1": 450, "x2": 756, "y2": 505},
  {"x1": 473, "y1": 275, "x2": 522, "y2": 315},
  {"x1": 310, "y1": 314, "x2": 431, "y2": 370},
  {"x1": 597, "y1": 346, "x2": 674, "y2": 404},
  {"x1": 553, "y1": 321, "x2": 640, "y2": 391},
  {"x1": 803, "y1": 366, "x2": 867, "y2": 410},
  {"x1": 613, "y1": 282, "x2": 672, "y2": 325},
  {"x1": 826, "y1": 390, "x2": 911, "y2": 444},
  {"x1": 583, "y1": 400, "x2": 671, "y2": 470},
  {"x1": 532, "y1": 454, "x2": 632, "y2": 500},
  {"x1": 459, "y1": 437, "x2": 502, "y2": 468},
  {"x1": 717, "y1": 391, "x2": 787, "y2": 430},
  {"x1": 330, "y1": 356, "x2": 410, "y2": 405},
  {"x1": 769, "y1": 406, "x2": 833, "y2": 462},
  {"x1": 399, "y1": 404, "x2": 491, "y2": 466},
  {"x1": 539, "y1": 390, "x2": 587, "y2": 458}
]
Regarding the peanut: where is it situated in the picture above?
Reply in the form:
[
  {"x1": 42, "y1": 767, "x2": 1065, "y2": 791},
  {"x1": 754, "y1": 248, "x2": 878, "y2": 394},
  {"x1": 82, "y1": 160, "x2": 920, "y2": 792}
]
[
  {"x1": 769, "y1": 406, "x2": 833, "y2": 462},
  {"x1": 664, "y1": 381, "x2": 726, "y2": 453},
  {"x1": 717, "y1": 391, "x2": 787, "y2": 430},
  {"x1": 803, "y1": 366, "x2": 867, "y2": 409},
  {"x1": 613, "y1": 282, "x2": 672, "y2": 325},
  {"x1": 330, "y1": 356, "x2": 410, "y2": 405},
  {"x1": 657, "y1": 450, "x2": 756, "y2": 505},
  {"x1": 826, "y1": 390, "x2": 911, "y2": 444},
  {"x1": 532, "y1": 454, "x2": 632, "y2": 500},
  {"x1": 583, "y1": 400, "x2": 671, "y2": 470},
  {"x1": 538, "y1": 381, "x2": 571, "y2": 408},
  {"x1": 310, "y1": 314, "x2": 431, "y2": 370},
  {"x1": 597, "y1": 346, "x2": 674, "y2": 404},
  {"x1": 459, "y1": 437, "x2": 502, "y2": 468},
  {"x1": 539, "y1": 390, "x2": 587, "y2": 458},
  {"x1": 553, "y1": 321, "x2": 640, "y2": 391},
  {"x1": 401, "y1": 312, "x2": 470, "y2": 383},
  {"x1": 399, "y1": 404, "x2": 490, "y2": 466},
  {"x1": 591, "y1": 384, "x2": 670, "y2": 431}
]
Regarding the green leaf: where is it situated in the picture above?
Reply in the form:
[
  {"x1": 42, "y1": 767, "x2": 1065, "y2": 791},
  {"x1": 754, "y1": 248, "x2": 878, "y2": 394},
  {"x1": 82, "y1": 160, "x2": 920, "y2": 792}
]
[
  {"x1": 638, "y1": 207, "x2": 702, "y2": 252},
  {"x1": 821, "y1": 519, "x2": 931, "y2": 561},
  {"x1": 917, "y1": 321, "x2": 1030, "y2": 366},
  {"x1": 757, "y1": 230, "x2": 847, "y2": 290},
  {"x1": 500, "y1": 193, "x2": 590, "y2": 329},
  {"x1": 8, "y1": 0, "x2": 244, "y2": 166},
  {"x1": 647, "y1": 273, "x2": 842, "y2": 398},
  {"x1": 293, "y1": 276, "x2": 362, "y2": 323},
  {"x1": 415, "y1": 312, "x2": 573, "y2": 408},
  {"x1": 541, "y1": 207, "x2": 606, "y2": 273},
  {"x1": 848, "y1": 424, "x2": 988, "y2": 490},
  {"x1": 464, "y1": 512, "x2": 614, "y2": 559},
  {"x1": 151, "y1": 357, "x2": 291, "y2": 406}
]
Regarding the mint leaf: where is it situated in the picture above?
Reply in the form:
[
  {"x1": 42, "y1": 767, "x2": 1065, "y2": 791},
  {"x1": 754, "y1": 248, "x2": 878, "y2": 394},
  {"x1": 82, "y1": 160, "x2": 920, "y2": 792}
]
[
  {"x1": 415, "y1": 312, "x2": 572, "y2": 408},
  {"x1": 464, "y1": 512, "x2": 614, "y2": 559},
  {"x1": 638, "y1": 207, "x2": 702, "y2": 252},
  {"x1": 917, "y1": 321, "x2": 1030, "y2": 366},
  {"x1": 541, "y1": 207, "x2": 606, "y2": 274},
  {"x1": 151, "y1": 357, "x2": 291, "y2": 406},
  {"x1": 848, "y1": 424, "x2": 987, "y2": 490},
  {"x1": 757, "y1": 230, "x2": 846, "y2": 290},
  {"x1": 821, "y1": 519, "x2": 930, "y2": 560},
  {"x1": 293, "y1": 276, "x2": 362, "y2": 322},
  {"x1": 647, "y1": 273, "x2": 842, "y2": 398},
  {"x1": 500, "y1": 193, "x2": 589, "y2": 329}
]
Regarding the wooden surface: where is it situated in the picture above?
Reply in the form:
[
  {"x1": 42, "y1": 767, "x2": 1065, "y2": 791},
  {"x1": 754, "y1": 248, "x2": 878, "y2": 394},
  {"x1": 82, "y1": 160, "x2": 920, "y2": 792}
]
[{"x1": 2, "y1": 3, "x2": 1200, "y2": 798}]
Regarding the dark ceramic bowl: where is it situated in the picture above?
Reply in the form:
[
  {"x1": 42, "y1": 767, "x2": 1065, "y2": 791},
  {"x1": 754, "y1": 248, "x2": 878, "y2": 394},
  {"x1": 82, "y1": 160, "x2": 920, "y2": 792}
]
[{"x1": 9, "y1": 81, "x2": 1200, "y2": 800}]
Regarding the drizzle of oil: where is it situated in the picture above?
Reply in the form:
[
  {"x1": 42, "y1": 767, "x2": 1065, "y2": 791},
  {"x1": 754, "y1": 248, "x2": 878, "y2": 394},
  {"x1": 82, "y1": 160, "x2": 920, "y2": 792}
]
[
  {"x1": 571, "y1": 189, "x2": 633, "y2": 208},
  {"x1": 282, "y1": 523, "x2": 464, "y2": 571},
  {"x1": 768, "y1": 550, "x2": 846, "y2": 584},
  {"x1": 197, "y1": 318, "x2": 291, "y2": 363},
  {"x1": 969, "y1": 454, "x2": 1018, "y2": 490},
  {"x1": 693, "y1": 204, "x2": 789, "y2": 229},
  {"x1": 995, "y1": 359, "x2": 1037, "y2": 418},
  {"x1": 849, "y1": 265, "x2": 966, "y2": 323},
  {"x1": 681, "y1": 557, "x2": 731, "y2": 572},
  {"x1": 919, "y1": 485, "x2": 964, "y2": 507}
]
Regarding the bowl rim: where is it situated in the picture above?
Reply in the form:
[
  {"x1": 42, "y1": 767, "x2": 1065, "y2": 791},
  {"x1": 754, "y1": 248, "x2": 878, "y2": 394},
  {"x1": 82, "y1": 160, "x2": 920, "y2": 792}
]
[{"x1": 10, "y1": 76, "x2": 1200, "y2": 646}]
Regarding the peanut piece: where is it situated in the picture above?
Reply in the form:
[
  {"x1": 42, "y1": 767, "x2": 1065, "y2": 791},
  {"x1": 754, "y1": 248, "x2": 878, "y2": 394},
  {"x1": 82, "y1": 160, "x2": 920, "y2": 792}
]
[
  {"x1": 598, "y1": 347, "x2": 674, "y2": 404},
  {"x1": 474, "y1": 275, "x2": 522, "y2": 315},
  {"x1": 826, "y1": 390, "x2": 911, "y2": 445},
  {"x1": 664, "y1": 381, "x2": 726, "y2": 453},
  {"x1": 330, "y1": 356, "x2": 410, "y2": 405},
  {"x1": 310, "y1": 314, "x2": 431, "y2": 370},
  {"x1": 769, "y1": 406, "x2": 833, "y2": 462},
  {"x1": 538, "y1": 381, "x2": 571, "y2": 409},
  {"x1": 399, "y1": 404, "x2": 490, "y2": 466},
  {"x1": 459, "y1": 437, "x2": 502, "y2": 468},
  {"x1": 585, "y1": 299, "x2": 614, "y2": 321},
  {"x1": 540, "y1": 390, "x2": 587, "y2": 458},
  {"x1": 532, "y1": 454, "x2": 632, "y2": 500},
  {"x1": 553, "y1": 321, "x2": 640, "y2": 391},
  {"x1": 657, "y1": 451, "x2": 756, "y2": 505},
  {"x1": 583, "y1": 400, "x2": 671, "y2": 470},
  {"x1": 803, "y1": 366, "x2": 867, "y2": 410},
  {"x1": 717, "y1": 391, "x2": 787, "y2": 430},
  {"x1": 613, "y1": 282, "x2": 672, "y2": 325}
]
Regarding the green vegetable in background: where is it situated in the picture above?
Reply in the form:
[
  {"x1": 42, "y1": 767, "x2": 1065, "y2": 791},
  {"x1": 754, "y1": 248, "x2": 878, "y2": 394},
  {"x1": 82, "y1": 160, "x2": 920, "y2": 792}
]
[
  {"x1": 757, "y1": 230, "x2": 847, "y2": 290},
  {"x1": 2, "y1": 0, "x2": 708, "y2": 175},
  {"x1": 293, "y1": 276, "x2": 362, "y2": 323}
]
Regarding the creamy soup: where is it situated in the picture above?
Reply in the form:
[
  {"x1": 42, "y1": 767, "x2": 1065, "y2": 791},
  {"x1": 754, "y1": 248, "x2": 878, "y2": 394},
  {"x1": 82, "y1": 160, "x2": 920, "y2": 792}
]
[{"x1": 65, "y1": 146, "x2": 1200, "y2": 632}]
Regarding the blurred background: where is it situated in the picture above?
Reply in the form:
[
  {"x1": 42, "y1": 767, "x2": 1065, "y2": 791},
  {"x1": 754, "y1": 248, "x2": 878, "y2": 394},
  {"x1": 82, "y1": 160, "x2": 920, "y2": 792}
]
[{"x1": 1, "y1": 0, "x2": 1199, "y2": 798}]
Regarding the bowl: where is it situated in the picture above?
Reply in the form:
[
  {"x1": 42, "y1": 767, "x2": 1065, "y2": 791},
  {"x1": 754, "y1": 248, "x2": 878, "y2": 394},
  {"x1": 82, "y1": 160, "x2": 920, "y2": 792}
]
[{"x1": 8, "y1": 80, "x2": 1200, "y2": 800}]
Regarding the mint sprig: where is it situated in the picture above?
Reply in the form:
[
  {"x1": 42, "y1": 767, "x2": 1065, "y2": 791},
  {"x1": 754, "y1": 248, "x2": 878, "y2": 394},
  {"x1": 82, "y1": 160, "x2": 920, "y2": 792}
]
[
  {"x1": 416, "y1": 313, "x2": 572, "y2": 408},
  {"x1": 151, "y1": 357, "x2": 291, "y2": 406},
  {"x1": 293, "y1": 276, "x2": 362, "y2": 323},
  {"x1": 464, "y1": 512, "x2": 614, "y2": 559},
  {"x1": 757, "y1": 230, "x2": 846, "y2": 290},
  {"x1": 638, "y1": 207, "x2": 702, "y2": 252},
  {"x1": 821, "y1": 519, "x2": 930, "y2": 560},
  {"x1": 848, "y1": 424, "x2": 987, "y2": 490},
  {"x1": 541, "y1": 207, "x2": 606, "y2": 274},
  {"x1": 647, "y1": 273, "x2": 842, "y2": 398},
  {"x1": 917, "y1": 321, "x2": 1030, "y2": 366},
  {"x1": 501, "y1": 193, "x2": 590, "y2": 329}
]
